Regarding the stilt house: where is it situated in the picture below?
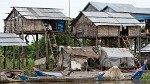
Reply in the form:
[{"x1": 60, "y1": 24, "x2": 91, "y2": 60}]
[
  {"x1": 4, "y1": 7, "x2": 69, "y2": 34},
  {"x1": 72, "y1": 12, "x2": 141, "y2": 52},
  {"x1": 4, "y1": 7, "x2": 69, "y2": 68}
]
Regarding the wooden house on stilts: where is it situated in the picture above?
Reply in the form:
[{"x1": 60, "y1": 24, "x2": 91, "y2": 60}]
[
  {"x1": 4, "y1": 7, "x2": 69, "y2": 69},
  {"x1": 72, "y1": 12, "x2": 142, "y2": 56},
  {"x1": 82, "y1": 2, "x2": 150, "y2": 52}
]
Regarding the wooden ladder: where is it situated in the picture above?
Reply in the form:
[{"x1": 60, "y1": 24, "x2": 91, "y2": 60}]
[
  {"x1": 48, "y1": 31, "x2": 59, "y2": 67},
  {"x1": 122, "y1": 36, "x2": 131, "y2": 49}
]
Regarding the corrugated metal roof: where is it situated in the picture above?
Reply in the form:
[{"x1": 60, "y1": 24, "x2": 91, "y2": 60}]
[
  {"x1": 14, "y1": 7, "x2": 69, "y2": 20},
  {"x1": 141, "y1": 44, "x2": 150, "y2": 52},
  {"x1": 82, "y1": 12, "x2": 141, "y2": 26},
  {"x1": 87, "y1": 2, "x2": 150, "y2": 14},
  {"x1": 0, "y1": 33, "x2": 27, "y2": 46},
  {"x1": 102, "y1": 47, "x2": 134, "y2": 58}
]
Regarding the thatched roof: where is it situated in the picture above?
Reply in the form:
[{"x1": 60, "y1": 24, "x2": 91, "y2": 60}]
[{"x1": 62, "y1": 46, "x2": 100, "y2": 59}]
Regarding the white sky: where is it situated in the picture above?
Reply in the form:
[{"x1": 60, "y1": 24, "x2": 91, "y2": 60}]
[{"x1": 0, "y1": 0, "x2": 150, "y2": 32}]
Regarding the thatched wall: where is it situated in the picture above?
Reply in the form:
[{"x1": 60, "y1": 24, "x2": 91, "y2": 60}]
[
  {"x1": 74, "y1": 15, "x2": 96, "y2": 38},
  {"x1": 5, "y1": 10, "x2": 45, "y2": 34},
  {"x1": 5, "y1": 9, "x2": 69, "y2": 34},
  {"x1": 98, "y1": 26, "x2": 119, "y2": 37},
  {"x1": 128, "y1": 26, "x2": 140, "y2": 36}
]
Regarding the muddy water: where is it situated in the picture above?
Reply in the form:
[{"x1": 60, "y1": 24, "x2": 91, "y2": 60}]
[{"x1": 4, "y1": 80, "x2": 150, "y2": 84}]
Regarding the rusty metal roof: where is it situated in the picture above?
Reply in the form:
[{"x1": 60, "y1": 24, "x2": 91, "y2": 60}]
[
  {"x1": 13, "y1": 7, "x2": 69, "y2": 20},
  {"x1": 0, "y1": 33, "x2": 27, "y2": 46},
  {"x1": 62, "y1": 46, "x2": 100, "y2": 59}
]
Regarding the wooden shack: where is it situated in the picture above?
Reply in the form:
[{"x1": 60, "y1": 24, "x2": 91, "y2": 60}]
[
  {"x1": 72, "y1": 12, "x2": 141, "y2": 54},
  {"x1": 4, "y1": 7, "x2": 69, "y2": 69},
  {"x1": 4, "y1": 7, "x2": 69, "y2": 34},
  {"x1": 58, "y1": 46, "x2": 100, "y2": 70},
  {"x1": 83, "y1": 2, "x2": 150, "y2": 46}
]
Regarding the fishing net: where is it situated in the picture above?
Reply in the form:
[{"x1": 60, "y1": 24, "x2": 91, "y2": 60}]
[{"x1": 104, "y1": 66, "x2": 125, "y2": 80}]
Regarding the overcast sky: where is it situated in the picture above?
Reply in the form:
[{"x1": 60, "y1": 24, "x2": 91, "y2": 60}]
[{"x1": 0, "y1": 0, "x2": 150, "y2": 32}]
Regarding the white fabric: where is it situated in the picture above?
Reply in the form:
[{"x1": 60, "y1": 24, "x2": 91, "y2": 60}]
[
  {"x1": 102, "y1": 47, "x2": 134, "y2": 58},
  {"x1": 71, "y1": 61, "x2": 81, "y2": 70},
  {"x1": 43, "y1": 72, "x2": 63, "y2": 76}
]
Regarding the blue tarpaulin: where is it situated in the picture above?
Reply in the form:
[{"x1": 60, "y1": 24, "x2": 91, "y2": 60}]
[{"x1": 57, "y1": 20, "x2": 65, "y2": 32}]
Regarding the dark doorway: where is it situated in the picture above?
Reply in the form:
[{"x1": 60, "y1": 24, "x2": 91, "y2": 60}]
[{"x1": 120, "y1": 26, "x2": 128, "y2": 36}]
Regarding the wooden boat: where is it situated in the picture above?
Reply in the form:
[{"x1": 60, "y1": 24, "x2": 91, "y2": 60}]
[{"x1": 0, "y1": 71, "x2": 21, "y2": 83}]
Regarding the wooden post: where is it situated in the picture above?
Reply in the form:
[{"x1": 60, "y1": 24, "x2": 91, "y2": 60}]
[
  {"x1": 3, "y1": 46, "x2": 6, "y2": 69},
  {"x1": 74, "y1": 34, "x2": 76, "y2": 47},
  {"x1": 36, "y1": 34, "x2": 39, "y2": 60},
  {"x1": 83, "y1": 38, "x2": 85, "y2": 46},
  {"x1": 118, "y1": 38, "x2": 120, "y2": 48},
  {"x1": 118, "y1": 26, "x2": 121, "y2": 47},
  {"x1": 21, "y1": 33, "x2": 25, "y2": 68},
  {"x1": 18, "y1": 47, "x2": 20, "y2": 69},
  {"x1": 45, "y1": 30, "x2": 49, "y2": 69},
  {"x1": 134, "y1": 38, "x2": 137, "y2": 54},
  {"x1": 36, "y1": 34, "x2": 39, "y2": 68},
  {"x1": 25, "y1": 47, "x2": 28, "y2": 67},
  {"x1": 67, "y1": 21, "x2": 70, "y2": 46},
  {"x1": 96, "y1": 26, "x2": 98, "y2": 47},
  {"x1": 104, "y1": 38, "x2": 107, "y2": 47},
  {"x1": 138, "y1": 28, "x2": 141, "y2": 64},
  {"x1": 12, "y1": 46, "x2": 15, "y2": 69}
]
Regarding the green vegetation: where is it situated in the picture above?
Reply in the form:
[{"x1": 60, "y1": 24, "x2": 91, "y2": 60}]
[
  {"x1": 141, "y1": 73, "x2": 150, "y2": 79},
  {"x1": 0, "y1": 32, "x2": 75, "y2": 70}
]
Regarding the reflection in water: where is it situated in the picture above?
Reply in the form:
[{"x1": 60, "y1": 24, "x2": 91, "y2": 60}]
[
  {"x1": 132, "y1": 80, "x2": 141, "y2": 84},
  {"x1": 5, "y1": 80, "x2": 150, "y2": 84}
]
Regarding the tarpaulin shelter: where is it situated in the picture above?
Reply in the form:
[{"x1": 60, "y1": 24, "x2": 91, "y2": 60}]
[
  {"x1": 140, "y1": 44, "x2": 150, "y2": 65},
  {"x1": 101, "y1": 47, "x2": 134, "y2": 68}
]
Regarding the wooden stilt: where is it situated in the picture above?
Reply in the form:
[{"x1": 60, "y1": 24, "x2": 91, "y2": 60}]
[
  {"x1": 36, "y1": 34, "x2": 39, "y2": 60},
  {"x1": 134, "y1": 38, "x2": 137, "y2": 54},
  {"x1": 12, "y1": 46, "x2": 15, "y2": 69},
  {"x1": 45, "y1": 30, "x2": 49, "y2": 69},
  {"x1": 18, "y1": 46, "x2": 20, "y2": 69},
  {"x1": 36, "y1": 34, "x2": 39, "y2": 68},
  {"x1": 3, "y1": 46, "x2": 6, "y2": 69},
  {"x1": 21, "y1": 32, "x2": 25, "y2": 68},
  {"x1": 74, "y1": 35, "x2": 76, "y2": 47}
]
